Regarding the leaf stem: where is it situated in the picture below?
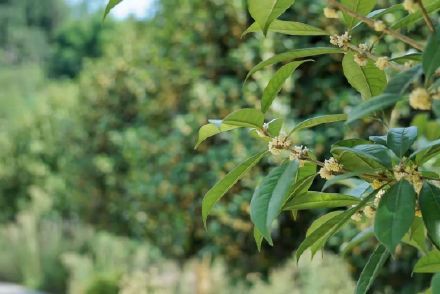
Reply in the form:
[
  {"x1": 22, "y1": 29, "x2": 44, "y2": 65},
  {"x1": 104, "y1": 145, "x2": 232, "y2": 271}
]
[
  {"x1": 327, "y1": 0, "x2": 424, "y2": 51},
  {"x1": 416, "y1": 0, "x2": 436, "y2": 33}
]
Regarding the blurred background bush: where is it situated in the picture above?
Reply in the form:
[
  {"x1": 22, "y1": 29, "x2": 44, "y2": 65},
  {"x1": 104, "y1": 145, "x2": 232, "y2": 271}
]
[{"x1": 0, "y1": 0, "x2": 437, "y2": 293}]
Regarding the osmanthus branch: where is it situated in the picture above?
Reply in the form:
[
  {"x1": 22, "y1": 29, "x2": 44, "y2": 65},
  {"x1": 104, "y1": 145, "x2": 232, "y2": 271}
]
[
  {"x1": 327, "y1": 0, "x2": 424, "y2": 51},
  {"x1": 416, "y1": 0, "x2": 436, "y2": 33},
  {"x1": 345, "y1": 43, "x2": 407, "y2": 71}
]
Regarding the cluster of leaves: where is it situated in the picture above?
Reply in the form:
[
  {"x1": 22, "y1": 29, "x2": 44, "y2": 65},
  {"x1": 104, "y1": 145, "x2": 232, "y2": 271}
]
[{"x1": 185, "y1": 0, "x2": 440, "y2": 292}]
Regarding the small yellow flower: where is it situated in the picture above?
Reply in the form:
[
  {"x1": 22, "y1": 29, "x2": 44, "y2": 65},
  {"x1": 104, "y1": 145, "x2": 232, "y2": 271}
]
[
  {"x1": 289, "y1": 145, "x2": 308, "y2": 161},
  {"x1": 409, "y1": 87, "x2": 432, "y2": 110},
  {"x1": 324, "y1": 7, "x2": 339, "y2": 18},
  {"x1": 354, "y1": 53, "x2": 368, "y2": 66},
  {"x1": 358, "y1": 43, "x2": 369, "y2": 52},
  {"x1": 351, "y1": 211, "x2": 363, "y2": 222},
  {"x1": 330, "y1": 32, "x2": 351, "y2": 49},
  {"x1": 375, "y1": 57, "x2": 390, "y2": 70},
  {"x1": 374, "y1": 189, "x2": 386, "y2": 207},
  {"x1": 319, "y1": 157, "x2": 343, "y2": 180},
  {"x1": 363, "y1": 206, "x2": 376, "y2": 218},
  {"x1": 374, "y1": 20, "x2": 386, "y2": 32},
  {"x1": 403, "y1": 0, "x2": 417, "y2": 13},
  {"x1": 415, "y1": 209, "x2": 422, "y2": 217},
  {"x1": 371, "y1": 179, "x2": 385, "y2": 190},
  {"x1": 268, "y1": 136, "x2": 291, "y2": 155}
]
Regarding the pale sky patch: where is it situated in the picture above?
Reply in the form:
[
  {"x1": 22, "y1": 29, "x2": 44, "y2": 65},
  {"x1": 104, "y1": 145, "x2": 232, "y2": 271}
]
[{"x1": 109, "y1": 0, "x2": 154, "y2": 19}]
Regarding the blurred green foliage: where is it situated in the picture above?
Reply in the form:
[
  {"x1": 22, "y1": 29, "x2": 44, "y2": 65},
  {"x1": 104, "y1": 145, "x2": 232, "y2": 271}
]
[{"x1": 0, "y1": 0, "x2": 438, "y2": 292}]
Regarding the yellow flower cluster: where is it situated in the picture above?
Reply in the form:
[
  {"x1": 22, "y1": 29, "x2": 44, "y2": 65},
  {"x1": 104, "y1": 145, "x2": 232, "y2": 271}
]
[
  {"x1": 374, "y1": 20, "x2": 386, "y2": 32},
  {"x1": 330, "y1": 32, "x2": 351, "y2": 49},
  {"x1": 319, "y1": 157, "x2": 343, "y2": 179},
  {"x1": 363, "y1": 206, "x2": 376, "y2": 218},
  {"x1": 375, "y1": 57, "x2": 390, "y2": 70},
  {"x1": 409, "y1": 87, "x2": 432, "y2": 110},
  {"x1": 324, "y1": 7, "x2": 339, "y2": 18},
  {"x1": 354, "y1": 53, "x2": 368, "y2": 66},
  {"x1": 268, "y1": 136, "x2": 291, "y2": 155},
  {"x1": 289, "y1": 145, "x2": 309, "y2": 163},
  {"x1": 351, "y1": 211, "x2": 363, "y2": 222},
  {"x1": 403, "y1": 0, "x2": 417, "y2": 13},
  {"x1": 393, "y1": 163, "x2": 424, "y2": 193}
]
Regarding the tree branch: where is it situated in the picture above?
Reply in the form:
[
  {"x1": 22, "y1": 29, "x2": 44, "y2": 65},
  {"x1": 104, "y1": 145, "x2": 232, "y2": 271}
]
[
  {"x1": 416, "y1": 0, "x2": 436, "y2": 33},
  {"x1": 327, "y1": 0, "x2": 424, "y2": 51}
]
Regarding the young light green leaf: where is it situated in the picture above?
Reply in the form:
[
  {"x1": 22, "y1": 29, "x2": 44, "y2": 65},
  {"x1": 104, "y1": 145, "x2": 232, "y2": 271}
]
[
  {"x1": 296, "y1": 190, "x2": 376, "y2": 260},
  {"x1": 402, "y1": 216, "x2": 428, "y2": 254},
  {"x1": 347, "y1": 94, "x2": 403, "y2": 123},
  {"x1": 423, "y1": 28, "x2": 440, "y2": 81},
  {"x1": 202, "y1": 150, "x2": 268, "y2": 226},
  {"x1": 245, "y1": 47, "x2": 343, "y2": 82},
  {"x1": 386, "y1": 127, "x2": 418, "y2": 158},
  {"x1": 223, "y1": 108, "x2": 265, "y2": 128},
  {"x1": 374, "y1": 180, "x2": 416, "y2": 253},
  {"x1": 391, "y1": 1, "x2": 440, "y2": 30},
  {"x1": 340, "y1": 227, "x2": 374, "y2": 256},
  {"x1": 342, "y1": 0, "x2": 377, "y2": 29},
  {"x1": 284, "y1": 191, "x2": 360, "y2": 210},
  {"x1": 267, "y1": 118, "x2": 284, "y2": 137},
  {"x1": 261, "y1": 60, "x2": 310, "y2": 113},
  {"x1": 103, "y1": 0, "x2": 124, "y2": 19},
  {"x1": 288, "y1": 114, "x2": 347, "y2": 135},
  {"x1": 250, "y1": 160, "x2": 300, "y2": 243},
  {"x1": 254, "y1": 226, "x2": 264, "y2": 251},
  {"x1": 242, "y1": 20, "x2": 328, "y2": 37},
  {"x1": 355, "y1": 244, "x2": 390, "y2": 294},
  {"x1": 419, "y1": 182, "x2": 440, "y2": 249},
  {"x1": 248, "y1": 0, "x2": 296, "y2": 35},
  {"x1": 342, "y1": 52, "x2": 387, "y2": 100},
  {"x1": 414, "y1": 250, "x2": 440, "y2": 273},
  {"x1": 410, "y1": 139, "x2": 440, "y2": 164},
  {"x1": 305, "y1": 211, "x2": 343, "y2": 256},
  {"x1": 195, "y1": 123, "x2": 240, "y2": 149}
]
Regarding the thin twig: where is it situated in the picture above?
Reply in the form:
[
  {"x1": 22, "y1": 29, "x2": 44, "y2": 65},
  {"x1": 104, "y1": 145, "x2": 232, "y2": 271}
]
[
  {"x1": 328, "y1": 0, "x2": 424, "y2": 51},
  {"x1": 416, "y1": 0, "x2": 436, "y2": 32},
  {"x1": 346, "y1": 43, "x2": 407, "y2": 71}
]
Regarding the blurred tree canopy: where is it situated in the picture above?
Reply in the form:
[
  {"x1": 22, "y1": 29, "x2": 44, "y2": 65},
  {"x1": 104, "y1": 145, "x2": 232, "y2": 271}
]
[{"x1": 0, "y1": 0, "x2": 437, "y2": 292}]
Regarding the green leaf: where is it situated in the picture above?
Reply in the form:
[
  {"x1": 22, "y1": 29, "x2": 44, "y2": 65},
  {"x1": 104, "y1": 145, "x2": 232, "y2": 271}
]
[
  {"x1": 342, "y1": 0, "x2": 377, "y2": 29},
  {"x1": 432, "y1": 273, "x2": 440, "y2": 293},
  {"x1": 342, "y1": 52, "x2": 387, "y2": 99},
  {"x1": 288, "y1": 114, "x2": 347, "y2": 135},
  {"x1": 386, "y1": 127, "x2": 418, "y2": 158},
  {"x1": 383, "y1": 65, "x2": 422, "y2": 95},
  {"x1": 245, "y1": 47, "x2": 343, "y2": 82},
  {"x1": 242, "y1": 20, "x2": 328, "y2": 37},
  {"x1": 103, "y1": 0, "x2": 124, "y2": 19},
  {"x1": 402, "y1": 216, "x2": 428, "y2": 254},
  {"x1": 423, "y1": 28, "x2": 440, "y2": 81},
  {"x1": 390, "y1": 53, "x2": 422, "y2": 64},
  {"x1": 250, "y1": 160, "x2": 300, "y2": 243},
  {"x1": 322, "y1": 172, "x2": 364, "y2": 191},
  {"x1": 347, "y1": 93, "x2": 403, "y2": 123},
  {"x1": 267, "y1": 118, "x2": 284, "y2": 136},
  {"x1": 261, "y1": 60, "x2": 310, "y2": 113},
  {"x1": 296, "y1": 190, "x2": 376, "y2": 260},
  {"x1": 414, "y1": 250, "x2": 440, "y2": 273},
  {"x1": 419, "y1": 182, "x2": 440, "y2": 248},
  {"x1": 341, "y1": 227, "x2": 374, "y2": 256},
  {"x1": 202, "y1": 150, "x2": 268, "y2": 226},
  {"x1": 254, "y1": 226, "x2": 264, "y2": 251},
  {"x1": 284, "y1": 191, "x2": 360, "y2": 210},
  {"x1": 352, "y1": 144, "x2": 396, "y2": 169},
  {"x1": 355, "y1": 244, "x2": 390, "y2": 294},
  {"x1": 331, "y1": 145, "x2": 390, "y2": 173},
  {"x1": 410, "y1": 139, "x2": 440, "y2": 164},
  {"x1": 195, "y1": 123, "x2": 239, "y2": 149},
  {"x1": 392, "y1": 1, "x2": 440, "y2": 30},
  {"x1": 248, "y1": 0, "x2": 296, "y2": 35},
  {"x1": 369, "y1": 135, "x2": 387, "y2": 145},
  {"x1": 305, "y1": 211, "x2": 344, "y2": 256},
  {"x1": 223, "y1": 108, "x2": 265, "y2": 128},
  {"x1": 288, "y1": 162, "x2": 317, "y2": 197},
  {"x1": 374, "y1": 180, "x2": 416, "y2": 253}
]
